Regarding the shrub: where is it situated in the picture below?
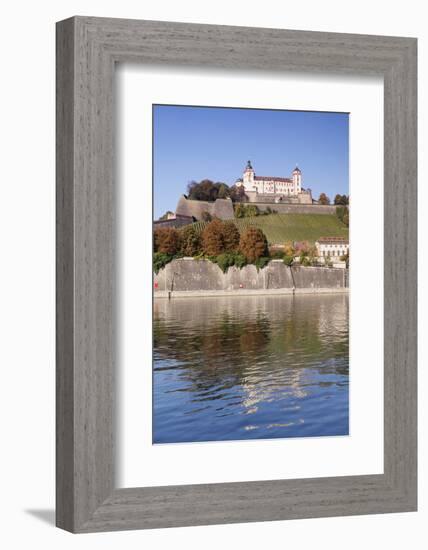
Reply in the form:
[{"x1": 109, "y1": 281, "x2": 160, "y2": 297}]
[
  {"x1": 245, "y1": 205, "x2": 259, "y2": 217},
  {"x1": 233, "y1": 253, "x2": 247, "y2": 269},
  {"x1": 180, "y1": 224, "x2": 201, "y2": 256},
  {"x1": 222, "y1": 221, "x2": 240, "y2": 252},
  {"x1": 234, "y1": 203, "x2": 246, "y2": 218},
  {"x1": 239, "y1": 227, "x2": 268, "y2": 262},
  {"x1": 270, "y1": 249, "x2": 285, "y2": 260},
  {"x1": 214, "y1": 252, "x2": 247, "y2": 273},
  {"x1": 340, "y1": 251, "x2": 349, "y2": 268},
  {"x1": 234, "y1": 203, "x2": 260, "y2": 218},
  {"x1": 153, "y1": 252, "x2": 173, "y2": 273},
  {"x1": 201, "y1": 219, "x2": 225, "y2": 256},
  {"x1": 283, "y1": 255, "x2": 294, "y2": 266},
  {"x1": 295, "y1": 240, "x2": 310, "y2": 255},
  {"x1": 154, "y1": 227, "x2": 180, "y2": 255},
  {"x1": 308, "y1": 245, "x2": 318, "y2": 264},
  {"x1": 255, "y1": 256, "x2": 270, "y2": 271},
  {"x1": 283, "y1": 241, "x2": 296, "y2": 257}
]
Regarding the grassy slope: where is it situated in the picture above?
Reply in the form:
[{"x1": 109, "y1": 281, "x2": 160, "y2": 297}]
[{"x1": 190, "y1": 213, "x2": 349, "y2": 245}]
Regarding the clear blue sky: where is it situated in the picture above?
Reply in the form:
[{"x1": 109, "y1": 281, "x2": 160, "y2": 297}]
[{"x1": 153, "y1": 105, "x2": 349, "y2": 219}]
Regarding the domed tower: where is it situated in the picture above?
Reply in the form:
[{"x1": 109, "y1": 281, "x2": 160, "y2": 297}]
[
  {"x1": 292, "y1": 165, "x2": 302, "y2": 194},
  {"x1": 242, "y1": 160, "x2": 255, "y2": 191}
]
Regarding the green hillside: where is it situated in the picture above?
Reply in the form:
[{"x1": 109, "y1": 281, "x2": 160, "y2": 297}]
[{"x1": 189, "y1": 213, "x2": 348, "y2": 245}]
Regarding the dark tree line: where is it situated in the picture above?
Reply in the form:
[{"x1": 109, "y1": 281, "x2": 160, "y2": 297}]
[
  {"x1": 318, "y1": 193, "x2": 349, "y2": 206},
  {"x1": 187, "y1": 179, "x2": 247, "y2": 202}
]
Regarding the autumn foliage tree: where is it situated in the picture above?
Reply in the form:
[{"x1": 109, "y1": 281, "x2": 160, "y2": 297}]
[
  {"x1": 201, "y1": 219, "x2": 241, "y2": 256},
  {"x1": 221, "y1": 222, "x2": 240, "y2": 252},
  {"x1": 154, "y1": 227, "x2": 180, "y2": 255},
  {"x1": 201, "y1": 219, "x2": 226, "y2": 256},
  {"x1": 318, "y1": 193, "x2": 330, "y2": 205},
  {"x1": 239, "y1": 227, "x2": 268, "y2": 262},
  {"x1": 180, "y1": 224, "x2": 201, "y2": 256}
]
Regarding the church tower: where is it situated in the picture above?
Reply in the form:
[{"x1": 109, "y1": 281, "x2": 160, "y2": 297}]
[
  {"x1": 292, "y1": 166, "x2": 302, "y2": 194},
  {"x1": 242, "y1": 160, "x2": 255, "y2": 191}
]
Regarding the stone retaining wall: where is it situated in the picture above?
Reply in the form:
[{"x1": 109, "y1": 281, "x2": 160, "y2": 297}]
[
  {"x1": 154, "y1": 258, "x2": 348, "y2": 294},
  {"x1": 252, "y1": 203, "x2": 338, "y2": 215}
]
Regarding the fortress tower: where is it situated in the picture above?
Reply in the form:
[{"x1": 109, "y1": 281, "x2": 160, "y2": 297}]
[
  {"x1": 292, "y1": 166, "x2": 302, "y2": 194},
  {"x1": 242, "y1": 160, "x2": 255, "y2": 189}
]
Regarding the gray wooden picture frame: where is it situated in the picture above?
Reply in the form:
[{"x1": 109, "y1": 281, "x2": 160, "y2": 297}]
[{"x1": 56, "y1": 16, "x2": 417, "y2": 533}]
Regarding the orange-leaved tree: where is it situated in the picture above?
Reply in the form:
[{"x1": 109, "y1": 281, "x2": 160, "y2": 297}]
[
  {"x1": 221, "y1": 221, "x2": 240, "y2": 252},
  {"x1": 239, "y1": 227, "x2": 268, "y2": 262},
  {"x1": 179, "y1": 224, "x2": 201, "y2": 256},
  {"x1": 201, "y1": 219, "x2": 226, "y2": 256},
  {"x1": 154, "y1": 227, "x2": 180, "y2": 255}
]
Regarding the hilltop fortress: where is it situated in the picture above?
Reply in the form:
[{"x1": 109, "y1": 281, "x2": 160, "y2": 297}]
[
  {"x1": 173, "y1": 161, "x2": 339, "y2": 222},
  {"x1": 235, "y1": 161, "x2": 312, "y2": 204}
]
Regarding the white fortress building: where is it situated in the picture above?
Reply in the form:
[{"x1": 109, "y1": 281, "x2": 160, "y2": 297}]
[{"x1": 235, "y1": 161, "x2": 313, "y2": 204}]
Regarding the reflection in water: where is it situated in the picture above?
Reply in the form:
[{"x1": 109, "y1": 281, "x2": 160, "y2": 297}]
[{"x1": 153, "y1": 294, "x2": 349, "y2": 443}]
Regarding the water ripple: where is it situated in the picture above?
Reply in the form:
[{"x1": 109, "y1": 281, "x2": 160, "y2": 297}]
[{"x1": 153, "y1": 294, "x2": 349, "y2": 443}]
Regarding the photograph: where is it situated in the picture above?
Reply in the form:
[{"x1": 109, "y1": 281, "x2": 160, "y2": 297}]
[{"x1": 152, "y1": 105, "x2": 350, "y2": 444}]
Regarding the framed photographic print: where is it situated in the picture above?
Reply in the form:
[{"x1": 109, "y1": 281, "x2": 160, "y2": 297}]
[{"x1": 56, "y1": 17, "x2": 417, "y2": 532}]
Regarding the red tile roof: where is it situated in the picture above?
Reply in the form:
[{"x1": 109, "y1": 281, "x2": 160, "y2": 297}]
[{"x1": 316, "y1": 237, "x2": 349, "y2": 244}]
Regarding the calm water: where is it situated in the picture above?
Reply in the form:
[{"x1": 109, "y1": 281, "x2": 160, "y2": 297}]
[{"x1": 153, "y1": 294, "x2": 349, "y2": 444}]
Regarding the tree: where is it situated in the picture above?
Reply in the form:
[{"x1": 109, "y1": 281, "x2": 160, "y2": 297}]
[
  {"x1": 180, "y1": 224, "x2": 201, "y2": 256},
  {"x1": 343, "y1": 210, "x2": 349, "y2": 227},
  {"x1": 334, "y1": 194, "x2": 348, "y2": 205},
  {"x1": 154, "y1": 227, "x2": 180, "y2": 255},
  {"x1": 308, "y1": 245, "x2": 318, "y2": 265},
  {"x1": 229, "y1": 184, "x2": 247, "y2": 203},
  {"x1": 234, "y1": 203, "x2": 246, "y2": 218},
  {"x1": 318, "y1": 193, "x2": 330, "y2": 205},
  {"x1": 336, "y1": 205, "x2": 349, "y2": 227},
  {"x1": 340, "y1": 250, "x2": 350, "y2": 268},
  {"x1": 217, "y1": 183, "x2": 229, "y2": 199},
  {"x1": 239, "y1": 227, "x2": 268, "y2": 262},
  {"x1": 187, "y1": 179, "x2": 231, "y2": 202},
  {"x1": 222, "y1": 222, "x2": 240, "y2": 252},
  {"x1": 201, "y1": 219, "x2": 226, "y2": 256},
  {"x1": 201, "y1": 219, "x2": 240, "y2": 256}
]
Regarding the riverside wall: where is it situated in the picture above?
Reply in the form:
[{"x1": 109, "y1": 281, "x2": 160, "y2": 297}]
[{"x1": 154, "y1": 258, "x2": 348, "y2": 296}]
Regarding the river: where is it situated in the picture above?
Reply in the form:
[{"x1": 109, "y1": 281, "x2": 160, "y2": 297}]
[{"x1": 153, "y1": 293, "x2": 349, "y2": 444}]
